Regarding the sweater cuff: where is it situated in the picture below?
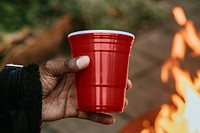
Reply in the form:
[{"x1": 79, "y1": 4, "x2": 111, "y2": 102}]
[{"x1": 22, "y1": 64, "x2": 42, "y2": 133}]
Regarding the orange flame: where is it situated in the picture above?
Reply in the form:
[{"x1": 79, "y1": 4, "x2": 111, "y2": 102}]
[
  {"x1": 141, "y1": 6, "x2": 200, "y2": 133},
  {"x1": 156, "y1": 67, "x2": 200, "y2": 133},
  {"x1": 181, "y1": 21, "x2": 200, "y2": 56},
  {"x1": 171, "y1": 32, "x2": 186, "y2": 59},
  {"x1": 172, "y1": 6, "x2": 187, "y2": 26}
]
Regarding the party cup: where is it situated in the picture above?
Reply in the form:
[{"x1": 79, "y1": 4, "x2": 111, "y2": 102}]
[{"x1": 68, "y1": 30, "x2": 135, "y2": 113}]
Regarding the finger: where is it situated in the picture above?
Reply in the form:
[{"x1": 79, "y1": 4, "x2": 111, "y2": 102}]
[
  {"x1": 126, "y1": 79, "x2": 133, "y2": 91},
  {"x1": 43, "y1": 56, "x2": 90, "y2": 75},
  {"x1": 124, "y1": 98, "x2": 128, "y2": 107},
  {"x1": 77, "y1": 112, "x2": 115, "y2": 125},
  {"x1": 64, "y1": 56, "x2": 90, "y2": 72}
]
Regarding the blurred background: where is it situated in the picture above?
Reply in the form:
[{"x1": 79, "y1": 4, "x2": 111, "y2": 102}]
[
  {"x1": 1, "y1": 0, "x2": 200, "y2": 133},
  {"x1": 0, "y1": 0, "x2": 168, "y2": 68}
]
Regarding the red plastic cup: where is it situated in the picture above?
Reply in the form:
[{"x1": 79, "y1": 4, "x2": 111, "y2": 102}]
[{"x1": 68, "y1": 30, "x2": 135, "y2": 113}]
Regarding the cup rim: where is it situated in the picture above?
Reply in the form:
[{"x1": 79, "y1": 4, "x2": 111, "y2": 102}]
[{"x1": 68, "y1": 30, "x2": 135, "y2": 38}]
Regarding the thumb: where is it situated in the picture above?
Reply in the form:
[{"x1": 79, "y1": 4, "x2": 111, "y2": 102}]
[
  {"x1": 65, "y1": 56, "x2": 90, "y2": 72},
  {"x1": 40, "y1": 56, "x2": 90, "y2": 76}
]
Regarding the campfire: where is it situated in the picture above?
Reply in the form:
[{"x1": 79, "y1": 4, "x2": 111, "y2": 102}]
[{"x1": 140, "y1": 6, "x2": 200, "y2": 133}]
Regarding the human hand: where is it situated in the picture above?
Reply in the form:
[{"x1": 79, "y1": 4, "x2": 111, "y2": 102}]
[{"x1": 39, "y1": 56, "x2": 132, "y2": 124}]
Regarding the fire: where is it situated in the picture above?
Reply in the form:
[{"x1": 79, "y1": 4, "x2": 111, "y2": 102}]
[
  {"x1": 141, "y1": 6, "x2": 200, "y2": 133},
  {"x1": 172, "y1": 7, "x2": 187, "y2": 26},
  {"x1": 156, "y1": 67, "x2": 200, "y2": 133}
]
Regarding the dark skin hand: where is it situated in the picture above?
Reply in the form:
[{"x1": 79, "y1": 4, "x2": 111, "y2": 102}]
[{"x1": 39, "y1": 56, "x2": 132, "y2": 124}]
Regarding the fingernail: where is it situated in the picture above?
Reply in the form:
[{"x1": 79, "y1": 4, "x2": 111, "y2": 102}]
[
  {"x1": 110, "y1": 118, "x2": 115, "y2": 125},
  {"x1": 76, "y1": 56, "x2": 90, "y2": 69}
]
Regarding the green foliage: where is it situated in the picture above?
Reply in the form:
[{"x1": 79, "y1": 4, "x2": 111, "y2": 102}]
[
  {"x1": 67, "y1": 0, "x2": 170, "y2": 32},
  {"x1": 0, "y1": 0, "x2": 169, "y2": 33},
  {"x1": 0, "y1": 0, "x2": 62, "y2": 32}
]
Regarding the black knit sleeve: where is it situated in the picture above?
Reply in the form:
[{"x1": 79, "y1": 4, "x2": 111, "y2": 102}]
[{"x1": 0, "y1": 64, "x2": 42, "y2": 133}]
